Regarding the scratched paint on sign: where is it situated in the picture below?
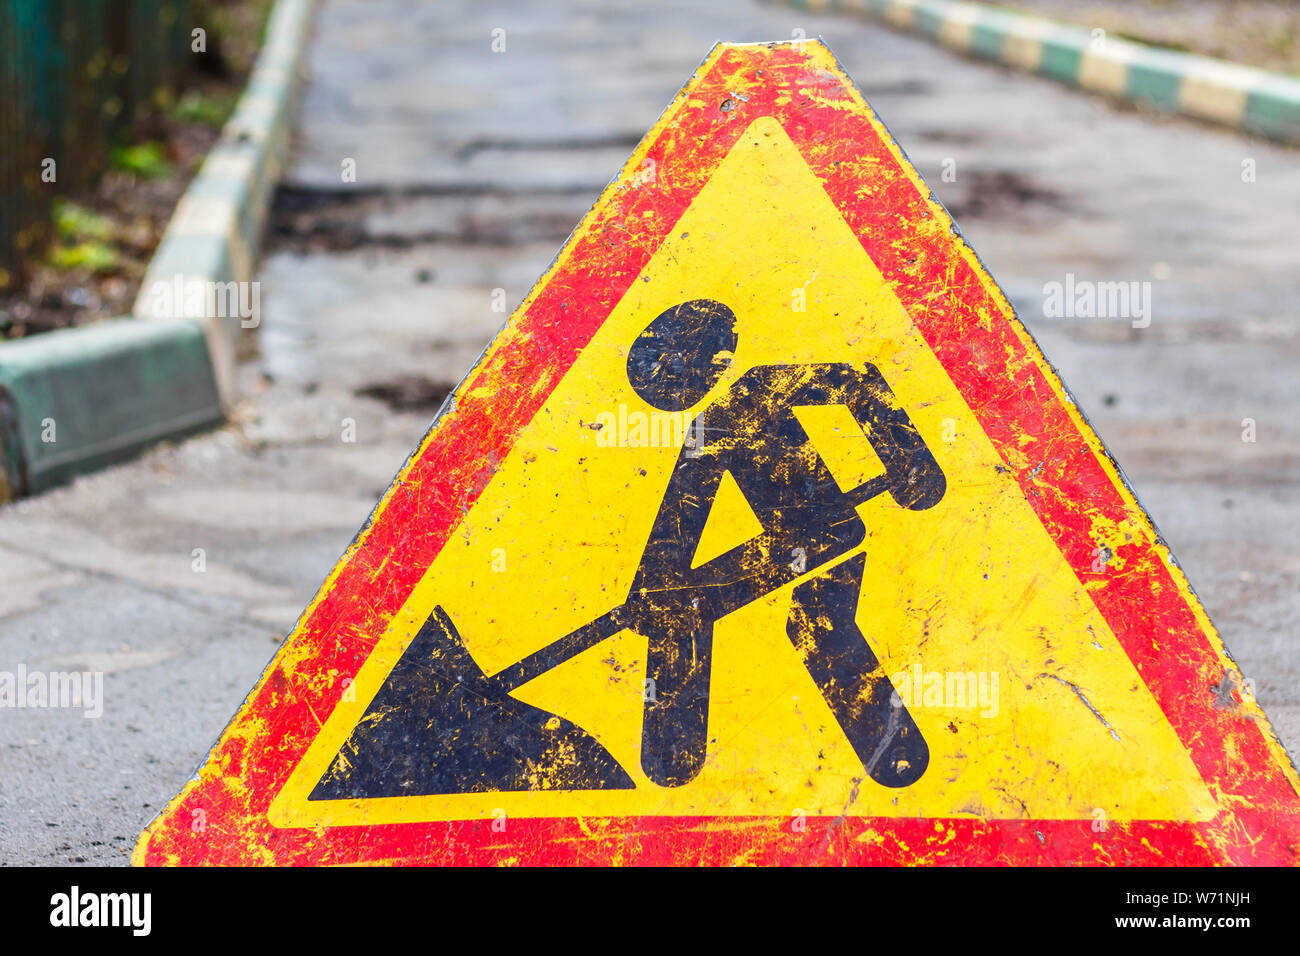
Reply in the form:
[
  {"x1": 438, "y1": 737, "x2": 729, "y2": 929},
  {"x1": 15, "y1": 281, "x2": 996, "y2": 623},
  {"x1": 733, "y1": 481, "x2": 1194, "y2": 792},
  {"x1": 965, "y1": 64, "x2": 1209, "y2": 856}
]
[
  {"x1": 137, "y1": 41, "x2": 1300, "y2": 866},
  {"x1": 272, "y1": 117, "x2": 1213, "y2": 828}
]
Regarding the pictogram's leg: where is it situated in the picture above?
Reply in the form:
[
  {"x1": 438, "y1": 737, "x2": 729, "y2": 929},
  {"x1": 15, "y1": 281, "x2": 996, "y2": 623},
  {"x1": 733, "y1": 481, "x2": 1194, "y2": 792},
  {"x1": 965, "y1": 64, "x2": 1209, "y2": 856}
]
[
  {"x1": 639, "y1": 599, "x2": 713, "y2": 788},
  {"x1": 786, "y1": 553, "x2": 928, "y2": 787}
]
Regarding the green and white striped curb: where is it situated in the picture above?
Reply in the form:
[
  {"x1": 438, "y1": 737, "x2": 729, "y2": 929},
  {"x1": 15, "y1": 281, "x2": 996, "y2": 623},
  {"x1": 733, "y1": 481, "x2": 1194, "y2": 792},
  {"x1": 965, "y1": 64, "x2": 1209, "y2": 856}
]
[
  {"x1": 134, "y1": 0, "x2": 315, "y2": 407},
  {"x1": 0, "y1": 319, "x2": 223, "y2": 498},
  {"x1": 0, "y1": 0, "x2": 315, "y2": 501},
  {"x1": 777, "y1": 0, "x2": 1300, "y2": 144}
]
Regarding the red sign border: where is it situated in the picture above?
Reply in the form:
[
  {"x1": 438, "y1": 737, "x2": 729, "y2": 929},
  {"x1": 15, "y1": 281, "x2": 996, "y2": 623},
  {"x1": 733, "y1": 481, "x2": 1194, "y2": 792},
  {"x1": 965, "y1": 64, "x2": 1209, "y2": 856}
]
[{"x1": 136, "y1": 41, "x2": 1300, "y2": 866}]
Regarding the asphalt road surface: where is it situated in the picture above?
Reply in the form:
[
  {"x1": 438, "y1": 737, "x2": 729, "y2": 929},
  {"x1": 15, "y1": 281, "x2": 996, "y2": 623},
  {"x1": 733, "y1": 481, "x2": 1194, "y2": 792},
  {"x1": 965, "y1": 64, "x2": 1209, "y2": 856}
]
[{"x1": 2, "y1": 0, "x2": 1298, "y2": 864}]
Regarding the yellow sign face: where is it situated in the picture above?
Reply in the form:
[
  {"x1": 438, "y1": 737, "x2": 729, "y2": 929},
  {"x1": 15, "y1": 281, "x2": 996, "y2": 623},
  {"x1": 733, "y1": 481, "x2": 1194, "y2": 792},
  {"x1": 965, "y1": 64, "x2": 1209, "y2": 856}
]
[
  {"x1": 138, "y1": 41, "x2": 1300, "y2": 867},
  {"x1": 271, "y1": 117, "x2": 1212, "y2": 830}
]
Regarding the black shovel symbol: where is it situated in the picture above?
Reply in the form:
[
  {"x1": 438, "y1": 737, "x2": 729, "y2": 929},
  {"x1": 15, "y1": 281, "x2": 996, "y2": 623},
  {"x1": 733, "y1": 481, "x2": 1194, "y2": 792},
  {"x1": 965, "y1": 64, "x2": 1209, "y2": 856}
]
[
  {"x1": 310, "y1": 300, "x2": 945, "y2": 801},
  {"x1": 309, "y1": 470, "x2": 934, "y2": 801},
  {"x1": 310, "y1": 604, "x2": 638, "y2": 798}
]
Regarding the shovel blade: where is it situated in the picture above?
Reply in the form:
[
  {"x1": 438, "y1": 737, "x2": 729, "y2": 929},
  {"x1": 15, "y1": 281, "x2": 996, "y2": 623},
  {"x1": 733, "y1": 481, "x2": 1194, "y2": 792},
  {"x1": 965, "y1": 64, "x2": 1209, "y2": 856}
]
[{"x1": 311, "y1": 606, "x2": 634, "y2": 800}]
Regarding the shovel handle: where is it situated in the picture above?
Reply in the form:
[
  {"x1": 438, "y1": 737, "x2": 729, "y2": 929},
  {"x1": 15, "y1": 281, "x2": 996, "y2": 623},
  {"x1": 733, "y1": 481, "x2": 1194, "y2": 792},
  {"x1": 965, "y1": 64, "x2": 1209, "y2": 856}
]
[
  {"x1": 490, "y1": 476, "x2": 895, "y2": 693},
  {"x1": 488, "y1": 605, "x2": 626, "y2": 694},
  {"x1": 846, "y1": 473, "x2": 890, "y2": 507}
]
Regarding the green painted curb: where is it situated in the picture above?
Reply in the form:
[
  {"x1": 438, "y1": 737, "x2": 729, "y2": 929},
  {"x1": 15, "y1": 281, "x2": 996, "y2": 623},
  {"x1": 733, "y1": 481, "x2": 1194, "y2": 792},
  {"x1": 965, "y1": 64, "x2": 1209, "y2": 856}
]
[
  {"x1": 775, "y1": 0, "x2": 1300, "y2": 145},
  {"x1": 0, "y1": 319, "x2": 223, "y2": 498},
  {"x1": 134, "y1": 0, "x2": 316, "y2": 407}
]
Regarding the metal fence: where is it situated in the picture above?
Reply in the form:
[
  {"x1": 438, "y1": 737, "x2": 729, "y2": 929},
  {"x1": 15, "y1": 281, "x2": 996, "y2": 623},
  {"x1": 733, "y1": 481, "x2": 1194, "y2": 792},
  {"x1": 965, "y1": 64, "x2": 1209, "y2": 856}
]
[{"x1": 0, "y1": 0, "x2": 195, "y2": 290}]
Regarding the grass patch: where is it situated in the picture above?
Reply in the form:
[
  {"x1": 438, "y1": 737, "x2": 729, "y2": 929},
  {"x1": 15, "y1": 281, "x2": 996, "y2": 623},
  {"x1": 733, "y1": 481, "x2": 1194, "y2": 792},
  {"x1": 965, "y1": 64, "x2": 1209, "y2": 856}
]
[
  {"x1": 47, "y1": 200, "x2": 119, "y2": 273},
  {"x1": 170, "y1": 89, "x2": 237, "y2": 129},
  {"x1": 48, "y1": 242, "x2": 118, "y2": 273},
  {"x1": 53, "y1": 201, "x2": 112, "y2": 242},
  {"x1": 111, "y1": 142, "x2": 175, "y2": 179}
]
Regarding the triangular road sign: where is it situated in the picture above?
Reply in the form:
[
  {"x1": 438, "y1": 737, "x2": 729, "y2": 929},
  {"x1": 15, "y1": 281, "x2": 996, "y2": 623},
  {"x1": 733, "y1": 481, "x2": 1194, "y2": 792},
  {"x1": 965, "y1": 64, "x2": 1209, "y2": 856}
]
[{"x1": 137, "y1": 40, "x2": 1300, "y2": 866}]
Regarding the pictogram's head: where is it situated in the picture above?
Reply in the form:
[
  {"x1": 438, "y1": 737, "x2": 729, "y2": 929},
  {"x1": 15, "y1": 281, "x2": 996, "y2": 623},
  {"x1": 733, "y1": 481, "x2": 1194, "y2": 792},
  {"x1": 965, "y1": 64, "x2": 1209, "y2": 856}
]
[{"x1": 626, "y1": 299, "x2": 737, "y2": 411}]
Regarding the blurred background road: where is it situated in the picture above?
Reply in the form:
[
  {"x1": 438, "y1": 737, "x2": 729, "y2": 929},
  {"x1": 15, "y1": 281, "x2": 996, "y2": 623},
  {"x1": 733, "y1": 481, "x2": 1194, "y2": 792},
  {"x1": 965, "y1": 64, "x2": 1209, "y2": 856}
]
[{"x1": 2, "y1": 0, "x2": 1298, "y2": 863}]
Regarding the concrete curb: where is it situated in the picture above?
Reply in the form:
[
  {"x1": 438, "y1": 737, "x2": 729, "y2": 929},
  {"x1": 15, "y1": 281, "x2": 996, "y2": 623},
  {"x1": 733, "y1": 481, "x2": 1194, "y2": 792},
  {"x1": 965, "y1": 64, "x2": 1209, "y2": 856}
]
[
  {"x1": 0, "y1": 0, "x2": 315, "y2": 502},
  {"x1": 779, "y1": 0, "x2": 1300, "y2": 144},
  {"x1": 0, "y1": 319, "x2": 223, "y2": 498},
  {"x1": 134, "y1": 0, "x2": 315, "y2": 406}
]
